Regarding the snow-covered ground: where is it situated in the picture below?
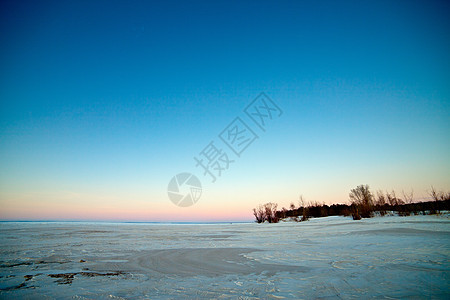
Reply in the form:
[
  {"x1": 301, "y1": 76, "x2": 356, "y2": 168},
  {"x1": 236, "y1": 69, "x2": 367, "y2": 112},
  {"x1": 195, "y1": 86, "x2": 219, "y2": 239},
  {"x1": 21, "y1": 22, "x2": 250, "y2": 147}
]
[{"x1": 1, "y1": 215, "x2": 449, "y2": 299}]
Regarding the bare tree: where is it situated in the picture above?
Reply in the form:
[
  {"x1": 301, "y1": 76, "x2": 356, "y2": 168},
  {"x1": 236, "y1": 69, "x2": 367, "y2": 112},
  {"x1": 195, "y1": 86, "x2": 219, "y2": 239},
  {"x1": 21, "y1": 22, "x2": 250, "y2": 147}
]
[
  {"x1": 444, "y1": 192, "x2": 450, "y2": 201},
  {"x1": 429, "y1": 186, "x2": 439, "y2": 201},
  {"x1": 386, "y1": 190, "x2": 397, "y2": 206},
  {"x1": 349, "y1": 185, "x2": 374, "y2": 218},
  {"x1": 280, "y1": 207, "x2": 288, "y2": 219},
  {"x1": 298, "y1": 195, "x2": 309, "y2": 221},
  {"x1": 375, "y1": 190, "x2": 386, "y2": 216},
  {"x1": 429, "y1": 186, "x2": 450, "y2": 202},
  {"x1": 376, "y1": 190, "x2": 386, "y2": 206},
  {"x1": 349, "y1": 185, "x2": 373, "y2": 206},
  {"x1": 252, "y1": 203, "x2": 280, "y2": 223},
  {"x1": 298, "y1": 195, "x2": 305, "y2": 209},
  {"x1": 264, "y1": 202, "x2": 279, "y2": 223},
  {"x1": 253, "y1": 205, "x2": 265, "y2": 223},
  {"x1": 402, "y1": 189, "x2": 414, "y2": 204}
]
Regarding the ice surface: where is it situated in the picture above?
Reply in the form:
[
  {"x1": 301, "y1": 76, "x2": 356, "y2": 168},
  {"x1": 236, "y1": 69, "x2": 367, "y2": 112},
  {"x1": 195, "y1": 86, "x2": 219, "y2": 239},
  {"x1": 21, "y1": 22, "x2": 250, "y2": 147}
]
[{"x1": 0, "y1": 215, "x2": 449, "y2": 298}]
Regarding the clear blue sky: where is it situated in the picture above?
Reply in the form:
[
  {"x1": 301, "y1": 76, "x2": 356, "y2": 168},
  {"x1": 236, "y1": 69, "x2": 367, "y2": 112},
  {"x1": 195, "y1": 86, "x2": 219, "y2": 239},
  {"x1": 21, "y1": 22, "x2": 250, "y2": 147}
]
[{"x1": 1, "y1": 0, "x2": 449, "y2": 221}]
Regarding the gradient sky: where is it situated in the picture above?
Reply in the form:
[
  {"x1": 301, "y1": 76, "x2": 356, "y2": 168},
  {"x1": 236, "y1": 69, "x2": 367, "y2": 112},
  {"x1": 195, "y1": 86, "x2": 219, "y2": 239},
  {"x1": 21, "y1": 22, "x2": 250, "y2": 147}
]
[{"x1": 1, "y1": 0, "x2": 449, "y2": 221}]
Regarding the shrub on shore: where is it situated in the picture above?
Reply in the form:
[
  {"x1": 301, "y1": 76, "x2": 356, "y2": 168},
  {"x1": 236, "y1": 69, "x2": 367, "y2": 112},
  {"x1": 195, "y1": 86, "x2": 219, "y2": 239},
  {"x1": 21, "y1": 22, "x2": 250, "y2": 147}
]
[
  {"x1": 252, "y1": 205, "x2": 265, "y2": 223},
  {"x1": 253, "y1": 202, "x2": 279, "y2": 223},
  {"x1": 349, "y1": 184, "x2": 374, "y2": 218},
  {"x1": 253, "y1": 185, "x2": 450, "y2": 223}
]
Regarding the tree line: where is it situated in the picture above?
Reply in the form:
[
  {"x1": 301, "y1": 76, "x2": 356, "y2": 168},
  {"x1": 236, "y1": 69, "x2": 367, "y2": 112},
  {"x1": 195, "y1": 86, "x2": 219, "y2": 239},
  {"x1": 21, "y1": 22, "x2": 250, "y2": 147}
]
[{"x1": 253, "y1": 185, "x2": 450, "y2": 223}]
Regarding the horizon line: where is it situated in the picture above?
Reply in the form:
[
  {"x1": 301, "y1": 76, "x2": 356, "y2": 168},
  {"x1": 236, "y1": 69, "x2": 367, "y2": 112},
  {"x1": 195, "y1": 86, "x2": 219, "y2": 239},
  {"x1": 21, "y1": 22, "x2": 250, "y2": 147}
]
[{"x1": 0, "y1": 219, "x2": 254, "y2": 224}]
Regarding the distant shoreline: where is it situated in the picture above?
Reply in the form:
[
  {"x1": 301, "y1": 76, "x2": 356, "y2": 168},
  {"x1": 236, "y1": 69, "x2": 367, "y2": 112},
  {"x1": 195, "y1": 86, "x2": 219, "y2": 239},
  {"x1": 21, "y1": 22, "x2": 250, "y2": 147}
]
[{"x1": 0, "y1": 220, "x2": 253, "y2": 225}]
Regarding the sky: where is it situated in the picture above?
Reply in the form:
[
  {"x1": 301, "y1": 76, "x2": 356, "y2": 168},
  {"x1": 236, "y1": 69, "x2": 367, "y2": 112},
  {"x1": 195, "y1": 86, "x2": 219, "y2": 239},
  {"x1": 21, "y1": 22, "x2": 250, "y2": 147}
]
[{"x1": 0, "y1": 0, "x2": 449, "y2": 222}]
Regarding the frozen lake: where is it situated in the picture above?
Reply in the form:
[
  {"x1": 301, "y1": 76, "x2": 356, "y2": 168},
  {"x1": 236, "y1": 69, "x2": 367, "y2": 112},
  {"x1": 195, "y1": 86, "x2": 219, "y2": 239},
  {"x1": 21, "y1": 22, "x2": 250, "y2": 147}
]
[{"x1": 1, "y1": 215, "x2": 449, "y2": 299}]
